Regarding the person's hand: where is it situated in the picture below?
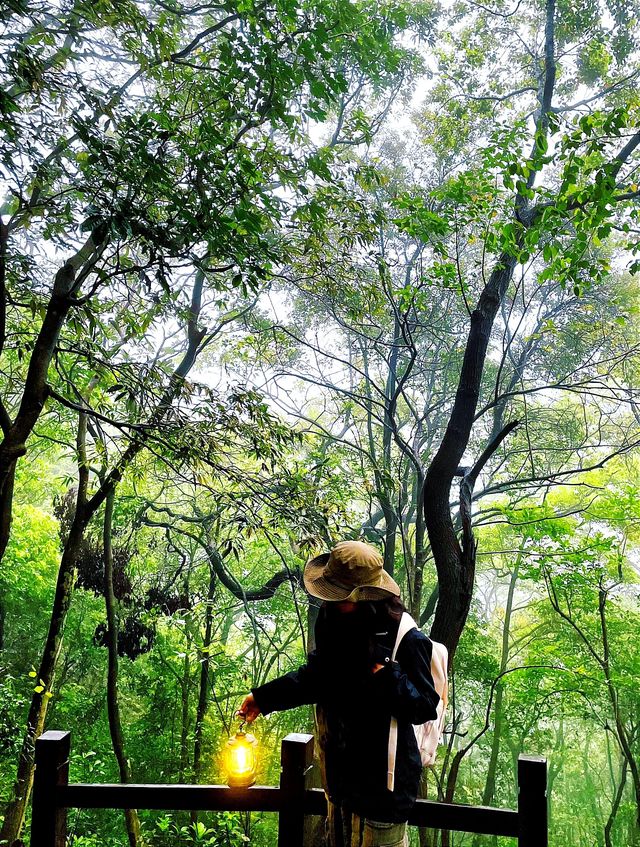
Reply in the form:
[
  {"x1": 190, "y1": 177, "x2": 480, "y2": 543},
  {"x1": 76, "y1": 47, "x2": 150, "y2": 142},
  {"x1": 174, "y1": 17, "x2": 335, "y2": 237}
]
[
  {"x1": 371, "y1": 641, "x2": 392, "y2": 673},
  {"x1": 237, "y1": 693, "x2": 261, "y2": 723}
]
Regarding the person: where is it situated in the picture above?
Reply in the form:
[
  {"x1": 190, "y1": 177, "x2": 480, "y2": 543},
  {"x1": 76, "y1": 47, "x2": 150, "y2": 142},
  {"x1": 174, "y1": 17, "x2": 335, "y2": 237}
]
[{"x1": 238, "y1": 540, "x2": 440, "y2": 847}]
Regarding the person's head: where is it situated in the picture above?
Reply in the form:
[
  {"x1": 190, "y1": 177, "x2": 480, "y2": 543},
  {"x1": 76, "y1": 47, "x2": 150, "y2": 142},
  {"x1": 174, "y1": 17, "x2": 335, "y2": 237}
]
[{"x1": 303, "y1": 540, "x2": 401, "y2": 604}]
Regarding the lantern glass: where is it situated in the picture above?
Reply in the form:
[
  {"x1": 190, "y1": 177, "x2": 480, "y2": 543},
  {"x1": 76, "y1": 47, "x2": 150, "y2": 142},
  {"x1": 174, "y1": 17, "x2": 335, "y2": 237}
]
[{"x1": 224, "y1": 731, "x2": 258, "y2": 787}]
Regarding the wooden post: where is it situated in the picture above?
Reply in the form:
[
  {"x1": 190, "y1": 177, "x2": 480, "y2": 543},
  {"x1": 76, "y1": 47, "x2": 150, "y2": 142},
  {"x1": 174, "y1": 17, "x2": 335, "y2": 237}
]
[
  {"x1": 277, "y1": 733, "x2": 314, "y2": 847},
  {"x1": 31, "y1": 730, "x2": 70, "y2": 847},
  {"x1": 517, "y1": 755, "x2": 547, "y2": 847}
]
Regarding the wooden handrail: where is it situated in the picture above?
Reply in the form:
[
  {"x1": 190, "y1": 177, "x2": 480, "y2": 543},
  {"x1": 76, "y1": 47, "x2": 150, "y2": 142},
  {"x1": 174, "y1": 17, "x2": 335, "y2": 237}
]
[
  {"x1": 30, "y1": 731, "x2": 547, "y2": 846},
  {"x1": 59, "y1": 784, "x2": 285, "y2": 812},
  {"x1": 55, "y1": 784, "x2": 520, "y2": 836}
]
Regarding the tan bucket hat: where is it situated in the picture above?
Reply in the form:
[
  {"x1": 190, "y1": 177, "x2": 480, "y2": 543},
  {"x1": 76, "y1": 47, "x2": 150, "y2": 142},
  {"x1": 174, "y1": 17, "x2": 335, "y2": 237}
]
[{"x1": 303, "y1": 540, "x2": 400, "y2": 602}]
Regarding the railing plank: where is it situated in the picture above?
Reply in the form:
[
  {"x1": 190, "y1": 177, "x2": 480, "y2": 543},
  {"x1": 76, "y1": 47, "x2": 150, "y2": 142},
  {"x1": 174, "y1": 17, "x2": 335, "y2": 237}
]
[
  {"x1": 408, "y1": 798, "x2": 519, "y2": 836},
  {"x1": 59, "y1": 784, "x2": 282, "y2": 811}
]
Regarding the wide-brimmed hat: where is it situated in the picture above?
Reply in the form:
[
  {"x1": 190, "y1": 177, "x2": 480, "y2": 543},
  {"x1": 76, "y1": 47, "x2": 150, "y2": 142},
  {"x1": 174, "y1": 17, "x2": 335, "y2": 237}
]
[{"x1": 303, "y1": 540, "x2": 400, "y2": 602}]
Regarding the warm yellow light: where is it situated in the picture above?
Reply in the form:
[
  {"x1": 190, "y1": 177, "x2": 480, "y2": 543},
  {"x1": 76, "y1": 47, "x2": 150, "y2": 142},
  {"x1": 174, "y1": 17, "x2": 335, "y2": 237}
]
[
  {"x1": 223, "y1": 731, "x2": 258, "y2": 787},
  {"x1": 233, "y1": 745, "x2": 250, "y2": 772}
]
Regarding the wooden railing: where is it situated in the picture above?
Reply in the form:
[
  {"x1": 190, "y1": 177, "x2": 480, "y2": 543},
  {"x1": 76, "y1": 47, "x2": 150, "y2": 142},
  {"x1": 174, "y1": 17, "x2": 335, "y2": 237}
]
[{"x1": 30, "y1": 730, "x2": 547, "y2": 846}]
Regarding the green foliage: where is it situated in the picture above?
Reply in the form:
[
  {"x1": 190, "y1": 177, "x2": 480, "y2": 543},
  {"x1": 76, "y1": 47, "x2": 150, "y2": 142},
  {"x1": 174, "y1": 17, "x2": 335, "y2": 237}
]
[
  {"x1": 153, "y1": 813, "x2": 249, "y2": 846},
  {"x1": 1, "y1": 1, "x2": 640, "y2": 847},
  {"x1": 1, "y1": 504, "x2": 59, "y2": 596}
]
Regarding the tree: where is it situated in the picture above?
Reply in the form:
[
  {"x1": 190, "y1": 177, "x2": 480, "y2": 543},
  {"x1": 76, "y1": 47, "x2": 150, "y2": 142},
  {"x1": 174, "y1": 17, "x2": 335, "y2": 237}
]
[
  {"x1": 415, "y1": 0, "x2": 640, "y2": 657},
  {"x1": 0, "y1": 0, "x2": 432, "y2": 628},
  {"x1": 1, "y1": 0, "x2": 435, "y2": 840}
]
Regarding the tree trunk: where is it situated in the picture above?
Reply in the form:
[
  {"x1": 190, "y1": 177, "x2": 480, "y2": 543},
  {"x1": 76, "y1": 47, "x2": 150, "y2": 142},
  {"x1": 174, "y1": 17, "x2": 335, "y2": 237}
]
[
  {"x1": 193, "y1": 568, "x2": 217, "y2": 784},
  {"x1": 382, "y1": 501, "x2": 398, "y2": 576},
  {"x1": 0, "y1": 460, "x2": 16, "y2": 572},
  {"x1": 0, "y1": 236, "x2": 102, "y2": 514},
  {"x1": 0, "y1": 497, "x2": 86, "y2": 845},
  {"x1": 605, "y1": 759, "x2": 628, "y2": 847},
  {"x1": 361, "y1": 340, "x2": 399, "y2": 577},
  {"x1": 1, "y1": 277, "x2": 206, "y2": 844},
  {"x1": 381, "y1": 315, "x2": 401, "y2": 575},
  {"x1": 0, "y1": 396, "x2": 97, "y2": 845},
  {"x1": 0, "y1": 461, "x2": 13, "y2": 649},
  {"x1": 103, "y1": 487, "x2": 142, "y2": 847},
  {"x1": 440, "y1": 748, "x2": 466, "y2": 847},
  {"x1": 418, "y1": 770, "x2": 437, "y2": 847},
  {"x1": 470, "y1": 568, "x2": 520, "y2": 847},
  {"x1": 411, "y1": 475, "x2": 426, "y2": 622},
  {"x1": 424, "y1": 0, "x2": 561, "y2": 660},
  {"x1": 0, "y1": 220, "x2": 7, "y2": 368},
  {"x1": 476, "y1": 557, "x2": 520, "y2": 836},
  {"x1": 424, "y1": 255, "x2": 518, "y2": 658},
  {"x1": 179, "y1": 613, "x2": 192, "y2": 784},
  {"x1": 599, "y1": 587, "x2": 640, "y2": 834},
  {"x1": 190, "y1": 568, "x2": 217, "y2": 824},
  {"x1": 545, "y1": 716, "x2": 564, "y2": 824}
]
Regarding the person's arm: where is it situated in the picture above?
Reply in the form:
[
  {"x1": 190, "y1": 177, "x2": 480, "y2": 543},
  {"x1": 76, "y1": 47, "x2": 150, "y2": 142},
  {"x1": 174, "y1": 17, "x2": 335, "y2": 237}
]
[
  {"x1": 240, "y1": 650, "x2": 324, "y2": 720},
  {"x1": 370, "y1": 629, "x2": 440, "y2": 723}
]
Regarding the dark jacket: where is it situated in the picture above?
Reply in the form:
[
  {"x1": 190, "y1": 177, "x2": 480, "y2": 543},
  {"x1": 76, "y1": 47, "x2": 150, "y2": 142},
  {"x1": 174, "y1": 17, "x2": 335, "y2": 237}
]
[{"x1": 252, "y1": 602, "x2": 440, "y2": 822}]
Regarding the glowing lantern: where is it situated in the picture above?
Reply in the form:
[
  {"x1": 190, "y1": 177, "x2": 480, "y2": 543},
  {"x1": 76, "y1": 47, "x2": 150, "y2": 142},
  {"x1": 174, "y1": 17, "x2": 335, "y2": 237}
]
[{"x1": 223, "y1": 730, "x2": 258, "y2": 787}]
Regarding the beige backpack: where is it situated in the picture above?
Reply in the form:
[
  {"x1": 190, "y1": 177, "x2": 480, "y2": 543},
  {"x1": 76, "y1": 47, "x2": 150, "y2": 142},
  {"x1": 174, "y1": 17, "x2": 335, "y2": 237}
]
[{"x1": 386, "y1": 612, "x2": 449, "y2": 792}]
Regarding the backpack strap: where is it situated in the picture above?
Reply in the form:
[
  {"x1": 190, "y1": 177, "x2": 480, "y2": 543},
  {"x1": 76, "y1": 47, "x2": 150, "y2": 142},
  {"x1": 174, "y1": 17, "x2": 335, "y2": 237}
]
[
  {"x1": 387, "y1": 613, "x2": 417, "y2": 792},
  {"x1": 391, "y1": 612, "x2": 417, "y2": 662}
]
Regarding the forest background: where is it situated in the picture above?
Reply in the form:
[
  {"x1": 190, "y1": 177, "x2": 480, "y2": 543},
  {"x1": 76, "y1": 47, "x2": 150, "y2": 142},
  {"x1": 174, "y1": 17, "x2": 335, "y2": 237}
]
[{"x1": 1, "y1": 0, "x2": 639, "y2": 845}]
